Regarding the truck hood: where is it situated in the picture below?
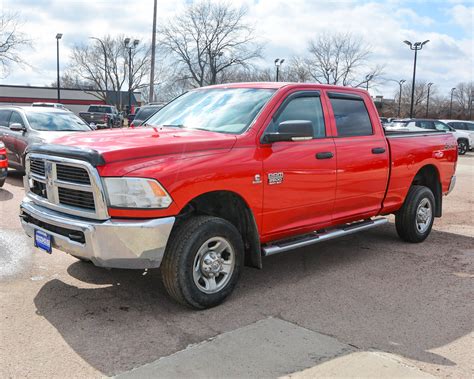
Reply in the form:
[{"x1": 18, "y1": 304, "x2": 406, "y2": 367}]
[{"x1": 50, "y1": 127, "x2": 237, "y2": 164}]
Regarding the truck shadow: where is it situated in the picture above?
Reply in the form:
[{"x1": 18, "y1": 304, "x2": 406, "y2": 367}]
[
  {"x1": 5, "y1": 170, "x2": 24, "y2": 188},
  {"x1": 33, "y1": 224, "x2": 473, "y2": 376}
]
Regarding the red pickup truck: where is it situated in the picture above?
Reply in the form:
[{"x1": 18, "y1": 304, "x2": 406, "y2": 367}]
[{"x1": 20, "y1": 83, "x2": 457, "y2": 309}]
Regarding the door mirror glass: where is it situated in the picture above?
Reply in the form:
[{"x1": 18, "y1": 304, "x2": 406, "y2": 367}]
[
  {"x1": 263, "y1": 120, "x2": 313, "y2": 143},
  {"x1": 10, "y1": 123, "x2": 26, "y2": 132}
]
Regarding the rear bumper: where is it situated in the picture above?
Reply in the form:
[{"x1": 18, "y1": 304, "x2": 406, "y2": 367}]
[{"x1": 20, "y1": 198, "x2": 175, "y2": 269}]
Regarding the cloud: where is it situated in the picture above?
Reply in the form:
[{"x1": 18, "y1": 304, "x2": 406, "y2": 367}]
[{"x1": 1, "y1": 0, "x2": 472, "y2": 99}]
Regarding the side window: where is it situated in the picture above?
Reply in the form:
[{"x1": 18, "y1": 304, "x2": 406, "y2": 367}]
[
  {"x1": 416, "y1": 121, "x2": 435, "y2": 130},
  {"x1": 9, "y1": 112, "x2": 25, "y2": 128},
  {"x1": 463, "y1": 122, "x2": 474, "y2": 131},
  {"x1": 0, "y1": 110, "x2": 12, "y2": 128},
  {"x1": 329, "y1": 98, "x2": 373, "y2": 137},
  {"x1": 434, "y1": 121, "x2": 449, "y2": 131},
  {"x1": 448, "y1": 122, "x2": 465, "y2": 130},
  {"x1": 270, "y1": 96, "x2": 326, "y2": 138}
]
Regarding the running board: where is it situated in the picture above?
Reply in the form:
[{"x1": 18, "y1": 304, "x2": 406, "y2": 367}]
[{"x1": 262, "y1": 218, "x2": 388, "y2": 256}]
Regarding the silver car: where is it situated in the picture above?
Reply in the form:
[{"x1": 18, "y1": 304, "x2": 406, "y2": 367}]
[{"x1": 0, "y1": 106, "x2": 93, "y2": 171}]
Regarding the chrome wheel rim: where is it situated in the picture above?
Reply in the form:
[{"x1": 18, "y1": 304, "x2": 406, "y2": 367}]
[
  {"x1": 193, "y1": 237, "x2": 235, "y2": 294},
  {"x1": 416, "y1": 198, "x2": 432, "y2": 233}
]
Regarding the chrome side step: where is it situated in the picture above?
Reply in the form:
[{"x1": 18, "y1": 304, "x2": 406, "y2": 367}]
[{"x1": 262, "y1": 218, "x2": 388, "y2": 256}]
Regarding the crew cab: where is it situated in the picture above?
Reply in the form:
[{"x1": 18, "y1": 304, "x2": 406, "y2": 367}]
[
  {"x1": 79, "y1": 105, "x2": 121, "y2": 129},
  {"x1": 19, "y1": 83, "x2": 457, "y2": 309}
]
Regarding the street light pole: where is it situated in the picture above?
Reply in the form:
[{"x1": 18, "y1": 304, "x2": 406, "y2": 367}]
[
  {"x1": 449, "y1": 87, "x2": 456, "y2": 118},
  {"x1": 398, "y1": 79, "x2": 406, "y2": 117},
  {"x1": 90, "y1": 37, "x2": 108, "y2": 104},
  {"x1": 124, "y1": 38, "x2": 139, "y2": 114},
  {"x1": 365, "y1": 74, "x2": 374, "y2": 91},
  {"x1": 55, "y1": 33, "x2": 62, "y2": 102},
  {"x1": 149, "y1": 0, "x2": 157, "y2": 103},
  {"x1": 426, "y1": 82, "x2": 433, "y2": 118},
  {"x1": 403, "y1": 39, "x2": 429, "y2": 118},
  {"x1": 274, "y1": 58, "x2": 284, "y2": 82}
]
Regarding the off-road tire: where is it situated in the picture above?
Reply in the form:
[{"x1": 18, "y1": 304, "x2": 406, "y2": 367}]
[
  {"x1": 395, "y1": 185, "x2": 435, "y2": 243},
  {"x1": 161, "y1": 216, "x2": 244, "y2": 309}
]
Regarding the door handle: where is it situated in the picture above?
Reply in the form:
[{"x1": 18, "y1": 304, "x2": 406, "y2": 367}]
[
  {"x1": 316, "y1": 152, "x2": 334, "y2": 159},
  {"x1": 372, "y1": 147, "x2": 386, "y2": 154}
]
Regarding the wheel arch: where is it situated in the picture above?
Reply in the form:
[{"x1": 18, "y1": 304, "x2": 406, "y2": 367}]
[
  {"x1": 175, "y1": 190, "x2": 262, "y2": 269},
  {"x1": 411, "y1": 164, "x2": 442, "y2": 217}
]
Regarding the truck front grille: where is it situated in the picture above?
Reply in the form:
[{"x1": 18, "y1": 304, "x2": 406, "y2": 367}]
[
  {"x1": 25, "y1": 154, "x2": 109, "y2": 220},
  {"x1": 58, "y1": 187, "x2": 95, "y2": 210},
  {"x1": 56, "y1": 164, "x2": 91, "y2": 185}
]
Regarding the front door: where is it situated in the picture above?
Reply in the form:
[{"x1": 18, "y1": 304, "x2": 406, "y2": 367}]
[{"x1": 261, "y1": 91, "x2": 336, "y2": 239}]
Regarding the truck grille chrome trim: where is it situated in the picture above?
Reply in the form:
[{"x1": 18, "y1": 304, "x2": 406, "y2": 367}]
[
  {"x1": 262, "y1": 218, "x2": 388, "y2": 256},
  {"x1": 24, "y1": 153, "x2": 109, "y2": 220}
]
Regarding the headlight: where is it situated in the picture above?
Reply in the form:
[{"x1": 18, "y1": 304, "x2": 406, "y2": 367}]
[{"x1": 103, "y1": 177, "x2": 172, "y2": 209}]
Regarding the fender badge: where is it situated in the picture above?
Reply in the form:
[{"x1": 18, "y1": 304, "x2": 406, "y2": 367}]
[
  {"x1": 268, "y1": 172, "x2": 284, "y2": 185},
  {"x1": 252, "y1": 174, "x2": 262, "y2": 184}
]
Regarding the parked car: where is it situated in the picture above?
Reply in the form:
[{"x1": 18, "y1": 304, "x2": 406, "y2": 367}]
[
  {"x1": 20, "y1": 83, "x2": 457, "y2": 309},
  {"x1": 127, "y1": 107, "x2": 140, "y2": 126},
  {"x1": 0, "y1": 141, "x2": 7, "y2": 187},
  {"x1": 79, "y1": 105, "x2": 121, "y2": 129},
  {"x1": 130, "y1": 104, "x2": 163, "y2": 127},
  {"x1": 32, "y1": 102, "x2": 70, "y2": 111},
  {"x1": 385, "y1": 118, "x2": 472, "y2": 155},
  {"x1": 0, "y1": 106, "x2": 93, "y2": 171},
  {"x1": 441, "y1": 120, "x2": 474, "y2": 150}
]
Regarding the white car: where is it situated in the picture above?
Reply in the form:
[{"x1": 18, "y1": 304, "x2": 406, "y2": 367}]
[
  {"x1": 385, "y1": 119, "x2": 472, "y2": 155},
  {"x1": 440, "y1": 120, "x2": 474, "y2": 151}
]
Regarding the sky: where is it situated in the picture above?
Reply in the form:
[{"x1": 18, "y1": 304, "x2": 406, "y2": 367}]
[{"x1": 1, "y1": 0, "x2": 473, "y2": 99}]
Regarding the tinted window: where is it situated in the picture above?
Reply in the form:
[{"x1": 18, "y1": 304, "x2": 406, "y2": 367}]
[
  {"x1": 416, "y1": 121, "x2": 435, "y2": 129},
  {"x1": 448, "y1": 122, "x2": 466, "y2": 130},
  {"x1": 0, "y1": 110, "x2": 12, "y2": 127},
  {"x1": 269, "y1": 96, "x2": 325, "y2": 138},
  {"x1": 464, "y1": 122, "x2": 474, "y2": 131},
  {"x1": 9, "y1": 112, "x2": 25, "y2": 128},
  {"x1": 330, "y1": 98, "x2": 372, "y2": 137},
  {"x1": 135, "y1": 106, "x2": 161, "y2": 123},
  {"x1": 88, "y1": 106, "x2": 112, "y2": 113}
]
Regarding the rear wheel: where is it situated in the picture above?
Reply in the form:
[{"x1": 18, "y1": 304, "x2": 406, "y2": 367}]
[
  {"x1": 161, "y1": 216, "x2": 244, "y2": 309},
  {"x1": 457, "y1": 139, "x2": 468, "y2": 155},
  {"x1": 395, "y1": 185, "x2": 435, "y2": 243}
]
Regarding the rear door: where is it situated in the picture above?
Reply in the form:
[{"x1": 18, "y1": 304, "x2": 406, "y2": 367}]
[
  {"x1": 261, "y1": 91, "x2": 336, "y2": 238},
  {"x1": 327, "y1": 92, "x2": 390, "y2": 222}
]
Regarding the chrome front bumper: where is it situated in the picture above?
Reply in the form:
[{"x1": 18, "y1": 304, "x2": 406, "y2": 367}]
[{"x1": 20, "y1": 198, "x2": 175, "y2": 269}]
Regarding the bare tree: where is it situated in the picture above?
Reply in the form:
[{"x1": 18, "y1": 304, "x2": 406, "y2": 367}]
[
  {"x1": 159, "y1": 0, "x2": 263, "y2": 87},
  {"x1": 454, "y1": 81, "x2": 474, "y2": 119},
  {"x1": 0, "y1": 11, "x2": 31, "y2": 77},
  {"x1": 67, "y1": 35, "x2": 151, "y2": 108},
  {"x1": 305, "y1": 32, "x2": 383, "y2": 88}
]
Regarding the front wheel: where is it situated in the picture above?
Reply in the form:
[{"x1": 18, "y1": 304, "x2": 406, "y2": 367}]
[
  {"x1": 457, "y1": 140, "x2": 468, "y2": 155},
  {"x1": 161, "y1": 216, "x2": 244, "y2": 309},
  {"x1": 395, "y1": 185, "x2": 435, "y2": 243}
]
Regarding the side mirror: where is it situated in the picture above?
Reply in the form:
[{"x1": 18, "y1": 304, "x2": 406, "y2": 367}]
[
  {"x1": 262, "y1": 120, "x2": 313, "y2": 143},
  {"x1": 10, "y1": 123, "x2": 26, "y2": 132}
]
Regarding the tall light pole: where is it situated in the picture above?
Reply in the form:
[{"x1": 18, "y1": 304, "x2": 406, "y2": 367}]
[
  {"x1": 55, "y1": 33, "x2": 62, "y2": 102},
  {"x1": 149, "y1": 0, "x2": 157, "y2": 103},
  {"x1": 90, "y1": 37, "x2": 108, "y2": 104},
  {"x1": 274, "y1": 58, "x2": 284, "y2": 82},
  {"x1": 425, "y1": 82, "x2": 433, "y2": 118},
  {"x1": 124, "y1": 38, "x2": 139, "y2": 114},
  {"x1": 449, "y1": 87, "x2": 456, "y2": 118},
  {"x1": 403, "y1": 39, "x2": 429, "y2": 118},
  {"x1": 398, "y1": 79, "x2": 406, "y2": 117}
]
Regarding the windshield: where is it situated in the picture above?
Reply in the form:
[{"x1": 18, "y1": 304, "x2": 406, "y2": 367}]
[
  {"x1": 26, "y1": 112, "x2": 92, "y2": 131},
  {"x1": 89, "y1": 106, "x2": 112, "y2": 113},
  {"x1": 146, "y1": 88, "x2": 276, "y2": 134}
]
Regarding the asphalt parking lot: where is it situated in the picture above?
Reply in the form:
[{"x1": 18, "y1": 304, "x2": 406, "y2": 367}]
[{"x1": 0, "y1": 153, "x2": 473, "y2": 378}]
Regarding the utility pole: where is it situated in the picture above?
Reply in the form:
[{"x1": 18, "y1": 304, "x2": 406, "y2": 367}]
[
  {"x1": 449, "y1": 87, "x2": 456, "y2": 118},
  {"x1": 425, "y1": 82, "x2": 433, "y2": 118},
  {"x1": 403, "y1": 39, "x2": 429, "y2": 118},
  {"x1": 56, "y1": 33, "x2": 63, "y2": 102},
  {"x1": 149, "y1": 0, "x2": 157, "y2": 103}
]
